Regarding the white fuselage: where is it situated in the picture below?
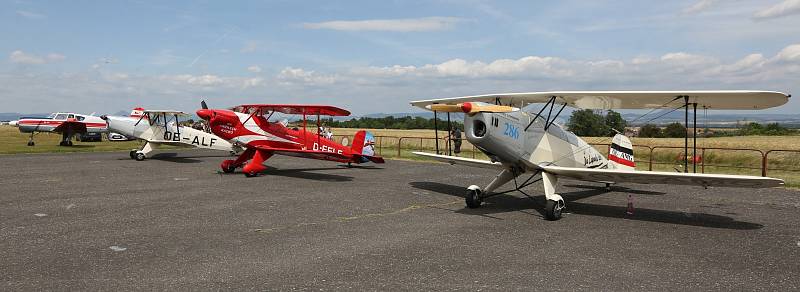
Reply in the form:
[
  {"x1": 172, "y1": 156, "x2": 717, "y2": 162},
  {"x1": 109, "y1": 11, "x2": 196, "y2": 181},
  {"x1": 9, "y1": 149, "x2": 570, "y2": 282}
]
[
  {"x1": 12, "y1": 112, "x2": 107, "y2": 133},
  {"x1": 105, "y1": 115, "x2": 234, "y2": 152},
  {"x1": 464, "y1": 108, "x2": 609, "y2": 171}
]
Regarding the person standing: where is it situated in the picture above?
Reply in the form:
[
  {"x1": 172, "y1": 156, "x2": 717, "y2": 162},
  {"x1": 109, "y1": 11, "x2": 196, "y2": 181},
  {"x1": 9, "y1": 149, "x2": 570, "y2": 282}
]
[{"x1": 451, "y1": 127, "x2": 462, "y2": 155}]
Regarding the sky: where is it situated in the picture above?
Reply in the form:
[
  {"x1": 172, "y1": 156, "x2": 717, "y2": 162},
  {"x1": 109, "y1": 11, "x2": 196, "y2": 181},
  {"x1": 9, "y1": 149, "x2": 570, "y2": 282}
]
[{"x1": 2, "y1": 0, "x2": 800, "y2": 116}]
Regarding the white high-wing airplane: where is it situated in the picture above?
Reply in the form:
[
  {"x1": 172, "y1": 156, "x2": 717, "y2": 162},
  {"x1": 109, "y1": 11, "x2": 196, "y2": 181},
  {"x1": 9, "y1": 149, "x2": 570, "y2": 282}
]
[
  {"x1": 102, "y1": 109, "x2": 238, "y2": 161},
  {"x1": 410, "y1": 90, "x2": 790, "y2": 220}
]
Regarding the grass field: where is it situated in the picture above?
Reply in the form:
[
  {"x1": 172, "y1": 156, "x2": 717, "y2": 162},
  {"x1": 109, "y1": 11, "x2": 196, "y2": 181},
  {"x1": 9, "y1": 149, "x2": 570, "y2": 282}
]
[{"x1": 3, "y1": 125, "x2": 800, "y2": 187}]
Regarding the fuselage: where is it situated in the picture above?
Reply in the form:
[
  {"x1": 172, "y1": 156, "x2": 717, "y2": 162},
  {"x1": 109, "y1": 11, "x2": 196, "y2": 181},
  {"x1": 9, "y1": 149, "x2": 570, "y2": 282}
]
[
  {"x1": 12, "y1": 112, "x2": 107, "y2": 133},
  {"x1": 464, "y1": 107, "x2": 609, "y2": 171},
  {"x1": 200, "y1": 109, "x2": 355, "y2": 158},
  {"x1": 104, "y1": 115, "x2": 234, "y2": 151}
]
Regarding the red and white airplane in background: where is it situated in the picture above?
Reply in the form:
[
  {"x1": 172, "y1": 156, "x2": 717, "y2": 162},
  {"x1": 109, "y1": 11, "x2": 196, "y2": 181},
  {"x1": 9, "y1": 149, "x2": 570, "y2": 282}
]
[
  {"x1": 196, "y1": 102, "x2": 384, "y2": 177},
  {"x1": 10, "y1": 112, "x2": 107, "y2": 146}
]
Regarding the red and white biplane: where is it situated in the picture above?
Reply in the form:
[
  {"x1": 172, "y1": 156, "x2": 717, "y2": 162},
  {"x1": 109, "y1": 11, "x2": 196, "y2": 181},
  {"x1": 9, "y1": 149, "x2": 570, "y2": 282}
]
[{"x1": 196, "y1": 102, "x2": 384, "y2": 177}]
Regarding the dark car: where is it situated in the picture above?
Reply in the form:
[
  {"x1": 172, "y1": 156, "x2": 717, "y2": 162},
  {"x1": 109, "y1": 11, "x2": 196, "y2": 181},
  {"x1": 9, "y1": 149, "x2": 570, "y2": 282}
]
[{"x1": 76, "y1": 132, "x2": 103, "y2": 142}]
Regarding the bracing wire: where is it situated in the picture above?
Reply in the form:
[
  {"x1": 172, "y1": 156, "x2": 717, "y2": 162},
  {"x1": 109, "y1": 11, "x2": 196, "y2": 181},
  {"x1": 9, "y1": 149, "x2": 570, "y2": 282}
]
[{"x1": 550, "y1": 96, "x2": 684, "y2": 165}]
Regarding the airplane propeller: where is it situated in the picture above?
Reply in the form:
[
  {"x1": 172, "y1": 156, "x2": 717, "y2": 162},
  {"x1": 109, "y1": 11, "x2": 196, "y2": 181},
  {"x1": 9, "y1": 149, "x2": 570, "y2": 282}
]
[
  {"x1": 197, "y1": 100, "x2": 214, "y2": 121},
  {"x1": 425, "y1": 102, "x2": 518, "y2": 114}
]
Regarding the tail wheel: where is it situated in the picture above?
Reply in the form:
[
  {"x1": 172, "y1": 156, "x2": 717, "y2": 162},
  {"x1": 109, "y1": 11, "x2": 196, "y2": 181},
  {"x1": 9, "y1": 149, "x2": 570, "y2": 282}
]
[
  {"x1": 134, "y1": 152, "x2": 146, "y2": 161},
  {"x1": 465, "y1": 188, "x2": 483, "y2": 208},
  {"x1": 545, "y1": 199, "x2": 564, "y2": 221}
]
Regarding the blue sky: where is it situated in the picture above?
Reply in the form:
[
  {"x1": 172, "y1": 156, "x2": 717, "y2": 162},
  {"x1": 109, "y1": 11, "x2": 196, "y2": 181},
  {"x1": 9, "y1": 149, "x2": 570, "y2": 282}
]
[{"x1": 2, "y1": 0, "x2": 800, "y2": 115}]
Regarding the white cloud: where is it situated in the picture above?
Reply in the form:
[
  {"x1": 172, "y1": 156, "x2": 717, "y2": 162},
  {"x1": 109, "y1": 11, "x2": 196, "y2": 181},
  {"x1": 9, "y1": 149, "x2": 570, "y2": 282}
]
[
  {"x1": 9, "y1": 50, "x2": 65, "y2": 64},
  {"x1": 754, "y1": 0, "x2": 800, "y2": 20},
  {"x1": 3, "y1": 44, "x2": 800, "y2": 115},
  {"x1": 683, "y1": 0, "x2": 718, "y2": 14},
  {"x1": 683, "y1": 0, "x2": 717, "y2": 14},
  {"x1": 277, "y1": 67, "x2": 336, "y2": 85},
  {"x1": 16, "y1": 10, "x2": 46, "y2": 19},
  {"x1": 302, "y1": 17, "x2": 463, "y2": 32},
  {"x1": 774, "y1": 44, "x2": 800, "y2": 62},
  {"x1": 247, "y1": 65, "x2": 262, "y2": 73}
]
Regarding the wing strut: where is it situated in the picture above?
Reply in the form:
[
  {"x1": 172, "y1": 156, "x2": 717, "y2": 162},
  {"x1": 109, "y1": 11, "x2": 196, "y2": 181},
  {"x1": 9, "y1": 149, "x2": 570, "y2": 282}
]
[
  {"x1": 523, "y1": 96, "x2": 567, "y2": 132},
  {"x1": 433, "y1": 110, "x2": 440, "y2": 154},
  {"x1": 446, "y1": 112, "x2": 452, "y2": 156}
]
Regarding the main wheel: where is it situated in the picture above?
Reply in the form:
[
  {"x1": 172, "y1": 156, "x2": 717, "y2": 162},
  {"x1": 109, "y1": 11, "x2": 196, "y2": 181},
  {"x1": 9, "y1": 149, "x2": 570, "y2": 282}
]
[
  {"x1": 545, "y1": 199, "x2": 564, "y2": 221},
  {"x1": 244, "y1": 171, "x2": 258, "y2": 178},
  {"x1": 67, "y1": 140, "x2": 73, "y2": 146},
  {"x1": 221, "y1": 160, "x2": 236, "y2": 173},
  {"x1": 134, "y1": 152, "x2": 146, "y2": 161},
  {"x1": 27, "y1": 141, "x2": 35, "y2": 146},
  {"x1": 59, "y1": 141, "x2": 68, "y2": 146},
  {"x1": 465, "y1": 188, "x2": 483, "y2": 208},
  {"x1": 129, "y1": 150, "x2": 137, "y2": 159}
]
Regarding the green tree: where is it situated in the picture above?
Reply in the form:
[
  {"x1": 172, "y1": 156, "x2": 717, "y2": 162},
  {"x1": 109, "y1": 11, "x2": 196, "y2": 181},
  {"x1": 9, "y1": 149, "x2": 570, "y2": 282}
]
[
  {"x1": 567, "y1": 109, "x2": 608, "y2": 136},
  {"x1": 604, "y1": 110, "x2": 627, "y2": 134},
  {"x1": 638, "y1": 124, "x2": 662, "y2": 138},
  {"x1": 663, "y1": 122, "x2": 687, "y2": 138}
]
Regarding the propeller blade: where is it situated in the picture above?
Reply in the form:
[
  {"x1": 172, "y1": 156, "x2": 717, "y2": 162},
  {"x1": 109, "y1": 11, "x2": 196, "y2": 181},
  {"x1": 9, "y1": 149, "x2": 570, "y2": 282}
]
[
  {"x1": 425, "y1": 104, "x2": 463, "y2": 112},
  {"x1": 425, "y1": 103, "x2": 518, "y2": 114},
  {"x1": 201, "y1": 100, "x2": 208, "y2": 110}
]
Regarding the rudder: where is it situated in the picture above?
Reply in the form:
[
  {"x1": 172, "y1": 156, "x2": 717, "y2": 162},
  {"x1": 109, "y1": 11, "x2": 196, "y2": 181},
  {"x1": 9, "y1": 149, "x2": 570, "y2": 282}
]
[{"x1": 608, "y1": 134, "x2": 635, "y2": 170}]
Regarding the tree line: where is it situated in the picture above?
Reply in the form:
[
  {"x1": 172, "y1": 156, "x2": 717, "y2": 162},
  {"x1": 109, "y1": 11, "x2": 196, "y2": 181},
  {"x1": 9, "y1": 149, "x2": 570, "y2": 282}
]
[
  {"x1": 305, "y1": 111, "x2": 794, "y2": 137},
  {"x1": 320, "y1": 116, "x2": 463, "y2": 130}
]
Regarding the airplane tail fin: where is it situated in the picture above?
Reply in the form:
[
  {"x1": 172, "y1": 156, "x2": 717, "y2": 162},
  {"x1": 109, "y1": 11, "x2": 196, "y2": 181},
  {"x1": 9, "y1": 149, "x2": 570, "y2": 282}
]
[
  {"x1": 130, "y1": 107, "x2": 145, "y2": 118},
  {"x1": 608, "y1": 134, "x2": 635, "y2": 170},
  {"x1": 351, "y1": 130, "x2": 384, "y2": 163}
]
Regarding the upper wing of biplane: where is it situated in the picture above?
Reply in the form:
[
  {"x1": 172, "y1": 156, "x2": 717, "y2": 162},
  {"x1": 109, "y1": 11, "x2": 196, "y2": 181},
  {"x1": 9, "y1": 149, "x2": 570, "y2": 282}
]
[
  {"x1": 232, "y1": 104, "x2": 351, "y2": 116},
  {"x1": 410, "y1": 90, "x2": 790, "y2": 110},
  {"x1": 142, "y1": 110, "x2": 191, "y2": 116}
]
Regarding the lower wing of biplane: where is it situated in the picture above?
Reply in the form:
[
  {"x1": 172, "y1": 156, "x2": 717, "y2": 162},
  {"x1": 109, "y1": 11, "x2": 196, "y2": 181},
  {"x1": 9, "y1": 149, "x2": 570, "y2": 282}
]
[{"x1": 413, "y1": 152, "x2": 783, "y2": 188}]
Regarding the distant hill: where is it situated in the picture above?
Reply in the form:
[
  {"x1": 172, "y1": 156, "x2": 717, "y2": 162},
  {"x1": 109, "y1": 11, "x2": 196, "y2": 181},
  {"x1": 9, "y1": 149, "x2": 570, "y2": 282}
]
[{"x1": 0, "y1": 112, "x2": 50, "y2": 121}]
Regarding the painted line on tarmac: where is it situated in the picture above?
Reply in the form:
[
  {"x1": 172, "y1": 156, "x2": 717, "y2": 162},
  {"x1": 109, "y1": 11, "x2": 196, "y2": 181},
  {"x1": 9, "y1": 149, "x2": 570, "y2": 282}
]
[{"x1": 251, "y1": 200, "x2": 462, "y2": 234}]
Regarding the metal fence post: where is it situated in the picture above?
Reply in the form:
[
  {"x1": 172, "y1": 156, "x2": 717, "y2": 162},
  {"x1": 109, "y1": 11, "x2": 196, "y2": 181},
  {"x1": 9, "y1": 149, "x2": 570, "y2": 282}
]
[{"x1": 397, "y1": 137, "x2": 403, "y2": 158}]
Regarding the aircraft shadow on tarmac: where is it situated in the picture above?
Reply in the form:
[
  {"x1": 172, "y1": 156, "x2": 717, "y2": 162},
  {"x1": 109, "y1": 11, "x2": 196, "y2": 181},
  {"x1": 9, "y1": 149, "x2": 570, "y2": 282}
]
[
  {"x1": 409, "y1": 181, "x2": 763, "y2": 230},
  {"x1": 223, "y1": 167, "x2": 355, "y2": 182},
  {"x1": 115, "y1": 153, "x2": 236, "y2": 163}
]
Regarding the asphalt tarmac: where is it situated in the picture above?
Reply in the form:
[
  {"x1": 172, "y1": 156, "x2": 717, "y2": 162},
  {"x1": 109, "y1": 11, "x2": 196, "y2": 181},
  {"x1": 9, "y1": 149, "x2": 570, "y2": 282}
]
[{"x1": 1, "y1": 150, "x2": 799, "y2": 290}]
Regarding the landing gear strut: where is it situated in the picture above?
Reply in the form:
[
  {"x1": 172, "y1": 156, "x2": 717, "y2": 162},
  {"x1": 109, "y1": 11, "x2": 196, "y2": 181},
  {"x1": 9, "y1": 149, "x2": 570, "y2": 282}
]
[
  {"x1": 463, "y1": 169, "x2": 541, "y2": 208},
  {"x1": 27, "y1": 132, "x2": 36, "y2": 146}
]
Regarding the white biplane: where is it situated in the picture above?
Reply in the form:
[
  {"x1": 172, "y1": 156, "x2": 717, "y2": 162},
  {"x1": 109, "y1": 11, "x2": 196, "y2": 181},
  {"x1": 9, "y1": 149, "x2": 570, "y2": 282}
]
[
  {"x1": 411, "y1": 90, "x2": 790, "y2": 220},
  {"x1": 102, "y1": 109, "x2": 238, "y2": 161}
]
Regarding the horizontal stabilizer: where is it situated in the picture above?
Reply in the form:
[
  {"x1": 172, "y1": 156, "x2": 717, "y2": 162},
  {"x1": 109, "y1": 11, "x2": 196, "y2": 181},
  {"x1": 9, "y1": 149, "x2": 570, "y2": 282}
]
[
  {"x1": 413, "y1": 152, "x2": 505, "y2": 170},
  {"x1": 540, "y1": 165, "x2": 784, "y2": 188}
]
